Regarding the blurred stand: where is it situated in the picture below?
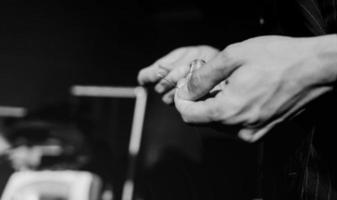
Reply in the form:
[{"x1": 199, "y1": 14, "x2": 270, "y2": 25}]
[
  {"x1": 0, "y1": 104, "x2": 104, "y2": 200},
  {"x1": 0, "y1": 106, "x2": 27, "y2": 194},
  {"x1": 71, "y1": 85, "x2": 147, "y2": 200}
]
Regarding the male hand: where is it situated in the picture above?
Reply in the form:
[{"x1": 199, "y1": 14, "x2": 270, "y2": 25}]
[
  {"x1": 175, "y1": 35, "x2": 337, "y2": 142},
  {"x1": 137, "y1": 46, "x2": 219, "y2": 104}
]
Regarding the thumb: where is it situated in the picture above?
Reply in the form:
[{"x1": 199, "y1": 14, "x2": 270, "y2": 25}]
[{"x1": 176, "y1": 49, "x2": 242, "y2": 101}]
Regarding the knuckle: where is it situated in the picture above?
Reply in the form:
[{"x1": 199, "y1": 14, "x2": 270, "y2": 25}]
[
  {"x1": 177, "y1": 46, "x2": 189, "y2": 52},
  {"x1": 197, "y1": 45, "x2": 212, "y2": 49},
  {"x1": 170, "y1": 47, "x2": 189, "y2": 56},
  {"x1": 222, "y1": 43, "x2": 241, "y2": 60},
  {"x1": 207, "y1": 106, "x2": 223, "y2": 121},
  {"x1": 198, "y1": 45, "x2": 218, "y2": 53},
  {"x1": 189, "y1": 47, "x2": 199, "y2": 55}
]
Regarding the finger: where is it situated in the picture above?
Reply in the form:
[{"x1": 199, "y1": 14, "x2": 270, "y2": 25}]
[
  {"x1": 137, "y1": 64, "x2": 170, "y2": 85},
  {"x1": 162, "y1": 89, "x2": 176, "y2": 104},
  {"x1": 177, "y1": 48, "x2": 243, "y2": 101},
  {"x1": 174, "y1": 92, "x2": 222, "y2": 123},
  {"x1": 154, "y1": 63, "x2": 190, "y2": 93},
  {"x1": 237, "y1": 86, "x2": 332, "y2": 142},
  {"x1": 157, "y1": 47, "x2": 189, "y2": 67},
  {"x1": 137, "y1": 48, "x2": 190, "y2": 85},
  {"x1": 153, "y1": 49, "x2": 204, "y2": 93},
  {"x1": 238, "y1": 118, "x2": 282, "y2": 142}
]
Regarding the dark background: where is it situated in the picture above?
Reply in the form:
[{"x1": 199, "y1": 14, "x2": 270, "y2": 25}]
[{"x1": 0, "y1": 0, "x2": 263, "y2": 199}]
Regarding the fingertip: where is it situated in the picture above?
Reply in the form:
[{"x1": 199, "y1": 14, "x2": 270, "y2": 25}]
[
  {"x1": 137, "y1": 67, "x2": 154, "y2": 85},
  {"x1": 137, "y1": 69, "x2": 145, "y2": 85},
  {"x1": 154, "y1": 84, "x2": 165, "y2": 93},
  {"x1": 238, "y1": 125, "x2": 271, "y2": 143},
  {"x1": 238, "y1": 129, "x2": 256, "y2": 143},
  {"x1": 162, "y1": 95, "x2": 174, "y2": 105},
  {"x1": 137, "y1": 65, "x2": 170, "y2": 85}
]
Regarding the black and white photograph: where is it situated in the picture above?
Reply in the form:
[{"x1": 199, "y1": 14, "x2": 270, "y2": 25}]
[{"x1": 0, "y1": 0, "x2": 336, "y2": 199}]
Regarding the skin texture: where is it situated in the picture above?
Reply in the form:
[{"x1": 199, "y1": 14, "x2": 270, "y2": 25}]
[
  {"x1": 137, "y1": 45, "x2": 219, "y2": 104},
  {"x1": 174, "y1": 35, "x2": 337, "y2": 142}
]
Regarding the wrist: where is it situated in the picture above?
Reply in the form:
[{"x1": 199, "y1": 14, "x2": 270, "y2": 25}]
[{"x1": 312, "y1": 34, "x2": 337, "y2": 86}]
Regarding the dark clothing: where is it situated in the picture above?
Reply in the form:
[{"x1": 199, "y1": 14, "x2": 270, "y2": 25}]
[
  {"x1": 261, "y1": 0, "x2": 337, "y2": 200},
  {"x1": 293, "y1": 0, "x2": 337, "y2": 34},
  {"x1": 263, "y1": 0, "x2": 337, "y2": 35},
  {"x1": 318, "y1": 0, "x2": 337, "y2": 33}
]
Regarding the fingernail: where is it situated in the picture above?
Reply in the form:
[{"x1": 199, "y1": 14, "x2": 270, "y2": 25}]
[
  {"x1": 155, "y1": 84, "x2": 165, "y2": 93},
  {"x1": 189, "y1": 59, "x2": 206, "y2": 70}
]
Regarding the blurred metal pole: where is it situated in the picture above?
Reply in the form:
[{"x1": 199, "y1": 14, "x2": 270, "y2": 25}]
[{"x1": 71, "y1": 85, "x2": 148, "y2": 200}]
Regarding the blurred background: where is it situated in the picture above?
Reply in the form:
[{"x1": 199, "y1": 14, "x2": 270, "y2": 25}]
[{"x1": 0, "y1": 0, "x2": 264, "y2": 199}]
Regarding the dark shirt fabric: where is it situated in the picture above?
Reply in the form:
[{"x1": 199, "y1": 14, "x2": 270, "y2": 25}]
[
  {"x1": 318, "y1": 0, "x2": 337, "y2": 33},
  {"x1": 263, "y1": 0, "x2": 336, "y2": 35},
  {"x1": 261, "y1": 1, "x2": 337, "y2": 200},
  {"x1": 295, "y1": 0, "x2": 337, "y2": 34}
]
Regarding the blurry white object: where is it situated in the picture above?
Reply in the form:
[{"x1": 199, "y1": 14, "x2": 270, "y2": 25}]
[
  {"x1": 71, "y1": 86, "x2": 147, "y2": 200},
  {"x1": 0, "y1": 105, "x2": 26, "y2": 154},
  {"x1": 0, "y1": 106, "x2": 26, "y2": 118},
  {"x1": 0, "y1": 134, "x2": 10, "y2": 154},
  {"x1": 8, "y1": 144, "x2": 63, "y2": 170},
  {"x1": 1, "y1": 170, "x2": 102, "y2": 200}
]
